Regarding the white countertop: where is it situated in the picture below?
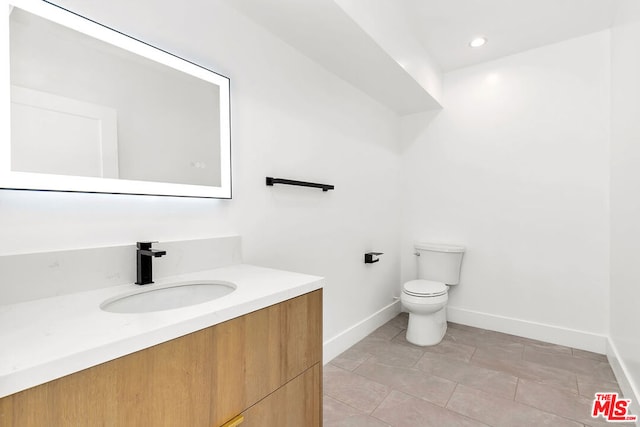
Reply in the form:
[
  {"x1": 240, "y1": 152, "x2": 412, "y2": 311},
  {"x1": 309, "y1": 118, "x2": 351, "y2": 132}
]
[{"x1": 0, "y1": 263, "x2": 323, "y2": 398}]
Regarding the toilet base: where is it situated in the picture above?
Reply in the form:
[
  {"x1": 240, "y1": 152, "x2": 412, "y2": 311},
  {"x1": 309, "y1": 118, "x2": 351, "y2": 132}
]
[{"x1": 405, "y1": 307, "x2": 447, "y2": 346}]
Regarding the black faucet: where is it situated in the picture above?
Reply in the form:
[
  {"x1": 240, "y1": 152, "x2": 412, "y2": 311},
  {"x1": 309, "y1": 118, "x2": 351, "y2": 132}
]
[{"x1": 135, "y1": 241, "x2": 166, "y2": 285}]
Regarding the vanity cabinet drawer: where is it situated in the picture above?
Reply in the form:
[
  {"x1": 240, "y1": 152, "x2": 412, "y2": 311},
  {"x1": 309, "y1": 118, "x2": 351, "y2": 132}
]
[
  {"x1": 240, "y1": 363, "x2": 321, "y2": 427},
  {"x1": 209, "y1": 289, "x2": 322, "y2": 426},
  {"x1": 0, "y1": 290, "x2": 322, "y2": 427}
]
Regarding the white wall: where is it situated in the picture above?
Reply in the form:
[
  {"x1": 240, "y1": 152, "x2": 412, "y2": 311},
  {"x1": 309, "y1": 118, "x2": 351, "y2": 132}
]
[
  {"x1": 609, "y1": 0, "x2": 640, "y2": 412},
  {"x1": 400, "y1": 31, "x2": 611, "y2": 351},
  {"x1": 0, "y1": 0, "x2": 401, "y2": 346}
]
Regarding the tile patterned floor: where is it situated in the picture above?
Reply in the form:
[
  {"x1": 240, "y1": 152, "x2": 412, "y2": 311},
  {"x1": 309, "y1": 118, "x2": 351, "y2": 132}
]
[{"x1": 323, "y1": 313, "x2": 634, "y2": 427}]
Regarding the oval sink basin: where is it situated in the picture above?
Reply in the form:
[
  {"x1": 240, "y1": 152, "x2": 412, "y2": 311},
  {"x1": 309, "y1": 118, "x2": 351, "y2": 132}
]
[{"x1": 101, "y1": 281, "x2": 236, "y2": 313}]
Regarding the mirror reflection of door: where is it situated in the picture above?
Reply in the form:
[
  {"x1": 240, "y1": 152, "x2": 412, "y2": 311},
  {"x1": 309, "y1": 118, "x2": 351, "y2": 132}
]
[{"x1": 11, "y1": 86, "x2": 119, "y2": 179}]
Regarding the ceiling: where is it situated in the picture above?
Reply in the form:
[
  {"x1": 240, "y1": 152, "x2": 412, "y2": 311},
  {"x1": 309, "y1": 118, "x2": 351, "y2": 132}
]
[
  {"x1": 400, "y1": 0, "x2": 620, "y2": 71},
  {"x1": 225, "y1": 0, "x2": 621, "y2": 114}
]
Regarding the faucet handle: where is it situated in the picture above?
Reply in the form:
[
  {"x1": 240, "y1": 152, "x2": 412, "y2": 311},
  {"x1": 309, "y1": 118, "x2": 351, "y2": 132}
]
[{"x1": 136, "y1": 241, "x2": 159, "y2": 250}]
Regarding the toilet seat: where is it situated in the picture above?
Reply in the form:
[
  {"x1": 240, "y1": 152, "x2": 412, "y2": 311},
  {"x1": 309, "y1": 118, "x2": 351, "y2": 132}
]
[{"x1": 403, "y1": 279, "x2": 447, "y2": 297}]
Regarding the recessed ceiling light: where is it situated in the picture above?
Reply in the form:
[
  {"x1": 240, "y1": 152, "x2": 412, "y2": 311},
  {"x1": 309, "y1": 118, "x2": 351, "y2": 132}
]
[{"x1": 469, "y1": 37, "x2": 487, "y2": 48}]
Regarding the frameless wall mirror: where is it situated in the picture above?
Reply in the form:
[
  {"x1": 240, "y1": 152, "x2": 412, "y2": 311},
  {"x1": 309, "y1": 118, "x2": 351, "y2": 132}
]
[{"x1": 1, "y1": 0, "x2": 231, "y2": 198}]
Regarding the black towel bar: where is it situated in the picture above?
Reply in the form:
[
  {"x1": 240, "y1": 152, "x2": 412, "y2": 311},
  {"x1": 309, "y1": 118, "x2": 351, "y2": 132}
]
[{"x1": 266, "y1": 177, "x2": 334, "y2": 192}]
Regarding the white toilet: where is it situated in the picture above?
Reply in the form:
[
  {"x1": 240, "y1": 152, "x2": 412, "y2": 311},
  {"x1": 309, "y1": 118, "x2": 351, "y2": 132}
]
[{"x1": 401, "y1": 242, "x2": 465, "y2": 346}]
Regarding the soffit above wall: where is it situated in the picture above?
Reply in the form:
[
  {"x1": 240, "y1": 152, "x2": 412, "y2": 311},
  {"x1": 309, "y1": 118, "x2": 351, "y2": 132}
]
[{"x1": 222, "y1": 0, "x2": 442, "y2": 115}]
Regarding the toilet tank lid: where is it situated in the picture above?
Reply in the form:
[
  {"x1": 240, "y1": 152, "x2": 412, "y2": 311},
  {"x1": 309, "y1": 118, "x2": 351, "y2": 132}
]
[{"x1": 415, "y1": 242, "x2": 465, "y2": 253}]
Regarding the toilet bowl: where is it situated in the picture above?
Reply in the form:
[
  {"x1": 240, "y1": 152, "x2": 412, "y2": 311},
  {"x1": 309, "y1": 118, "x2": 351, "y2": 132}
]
[
  {"x1": 402, "y1": 242, "x2": 465, "y2": 346},
  {"x1": 401, "y1": 279, "x2": 448, "y2": 346}
]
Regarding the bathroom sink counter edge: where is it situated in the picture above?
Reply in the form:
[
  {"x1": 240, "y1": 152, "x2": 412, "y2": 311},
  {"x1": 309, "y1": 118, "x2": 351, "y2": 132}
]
[{"x1": 0, "y1": 263, "x2": 324, "y2": 398}]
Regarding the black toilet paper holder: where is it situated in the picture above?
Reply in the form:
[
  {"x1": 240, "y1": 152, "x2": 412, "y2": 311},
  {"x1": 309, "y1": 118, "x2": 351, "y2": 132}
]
[{"x1": 364, "y1": 252, "x2": 383, "y2": 264}]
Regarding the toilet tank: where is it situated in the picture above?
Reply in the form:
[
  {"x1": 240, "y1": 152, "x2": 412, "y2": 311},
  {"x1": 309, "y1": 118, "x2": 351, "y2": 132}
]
[{"x1": 415, "y1": 242, "x2": 465, "y2": 285}]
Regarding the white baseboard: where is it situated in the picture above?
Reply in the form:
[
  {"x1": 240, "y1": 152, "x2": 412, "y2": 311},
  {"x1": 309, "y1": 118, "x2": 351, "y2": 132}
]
[
  {"x1": 446, "y1": 306, "x2": 608, "y2": 354},
  {"x1": 607, "y1": 338, "x2": 640, "y2": 425},
  {"x1": 323, "y1": 300, "x2": 401, "y2": 365}
]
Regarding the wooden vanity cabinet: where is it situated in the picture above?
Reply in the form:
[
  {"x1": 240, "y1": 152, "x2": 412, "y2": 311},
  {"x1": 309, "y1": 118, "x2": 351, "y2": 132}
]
[{"x1": 0, "y1": 289, "x2": 322, "y2": 427}]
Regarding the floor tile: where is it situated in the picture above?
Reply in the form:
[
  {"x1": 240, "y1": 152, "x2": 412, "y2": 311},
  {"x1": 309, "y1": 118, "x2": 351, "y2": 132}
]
[
  {"x1": 468, "y1": 341, "x2": 525, "y2": 361},
  {"x1": 392, "y1": 331, "x2": 476, "y2": 362},
  {"x1": 324, "y1": 364, "x2": 391, "y2": 413},
  {"x1": 445, "y1": 325, "x2": 526, "y2": 351},
  {"x1": 523, "y1": 346, "x2": 616, "y2": 381},
  {"x1": 572, "y1": 348, "x2": 608, "y2": 362},
  {"x1": 350, "y1": 336, "x2": 425, "y2": 368},
  {"x1": 372, "y1": 390, "x2": 489, "y2": 427},
  {"x1": 447, "y1": 322, "x2": 478, "y2": 331},
  {"x1": 522, "y1": 341, "x2": 574, "y2": 357},
  {"x1": 576, "y1": 375, "x2": 622, "y2": 399},
  {"x1": 354, "y1": 358, "x2": 456, "y2": 406},
  {"x1": 515, "y1": 378, "x2": 636, "y2": 426},
  {"x1": 324, "y1": 414, "x2": 392, "y2": 427},
  {"x1": 324, "y1": 396, "x2": 365, "y2": 423},
  {"x1": 447, "y1": 384, "x2": 583, "y2": 427},
  {"x1": 500, "y1": 333, "x2": 575, "y2": 353},
  {"x1": 415, "y1": 351, "x2": 518, "y2": 400},
  {"x1": 331, "y1": 346, "x2": 372, "y2": 371},
  {"x1": 369, "y1": 322, "x2": 405, "y2": 341},
  {"x1": 472, "y1": 349, "x2": 579, "y2": 393},
  {"x1": 385, "y1": 313, "x2": 409, "y2": 330}
]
